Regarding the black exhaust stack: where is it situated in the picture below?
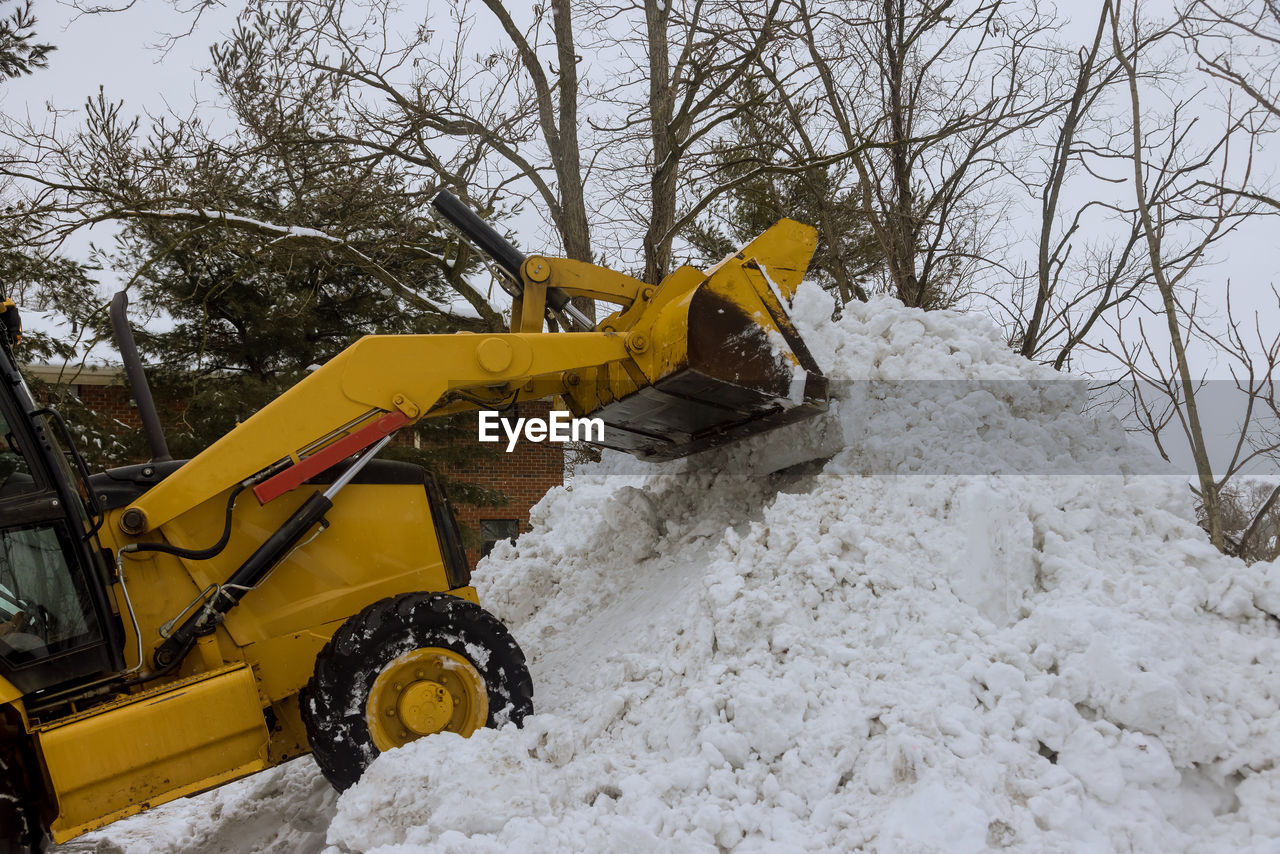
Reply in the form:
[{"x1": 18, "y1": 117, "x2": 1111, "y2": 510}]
[{"x1": 109, "y1": 291, "x2": 172, "y2": 463}]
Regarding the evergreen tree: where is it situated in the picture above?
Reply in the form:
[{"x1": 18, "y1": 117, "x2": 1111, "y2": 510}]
[
  {"x1": 107, "y1": 138, "x2": 500, "y2": 502},
  {"x1": 78, "y1": 15, "x2": 505, "y2": 505},
  {"x1": 0, "y1": 0, "x2": 88, "y2": 362},
  {"x1": 0, "y1": 0, "x2": 118, "y2": 454},
  {"x1": 112, "y1": 143, "x2": 468, "y2": 455},
  {"x1": 0, "y1": 1, "x2": 50, "y2": 80}
]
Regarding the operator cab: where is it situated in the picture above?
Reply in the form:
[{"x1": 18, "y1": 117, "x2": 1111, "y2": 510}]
[{"x1": 0, "y1": 337, "x2": 123, "y2": 697}]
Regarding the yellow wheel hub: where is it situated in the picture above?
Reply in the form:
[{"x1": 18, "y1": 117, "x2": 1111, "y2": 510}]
[
  {"x1": 399, "y1": 681, "x2": 454, "y2": 735},
  {"x1": 366, "y1": 647, "x2": 489, "y2": 752}
]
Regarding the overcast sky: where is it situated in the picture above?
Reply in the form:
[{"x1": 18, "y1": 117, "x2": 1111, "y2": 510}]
[
  {"x1": 4, "y1": 1, "x2": 1277, "y2": 476},
  {"x1": 9, "y1": 1, "x2": 1277, "y2": 302}
]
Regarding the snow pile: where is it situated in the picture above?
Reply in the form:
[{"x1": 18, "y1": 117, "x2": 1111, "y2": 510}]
[
  {"x1": 82, "y1": 289, "x2": 1280, "y2": 853},
  {"x1": 324, "y1": 290, "x2": 1280, "y2": 853},
  {"x1": 65, "y1": 759, "x2": 338, "y2": 853}
]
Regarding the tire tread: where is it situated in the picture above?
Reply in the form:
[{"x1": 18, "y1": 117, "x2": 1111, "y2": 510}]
[{"x1": 300, "y1": 592, "x2": 533, "y2": 791}]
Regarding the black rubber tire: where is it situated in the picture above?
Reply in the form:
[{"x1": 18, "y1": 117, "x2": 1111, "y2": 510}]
[
  {"x1": 300, "y1": 592, "x2": 533, "y2": 791},
  {"x1": 0, "y1": 752, "x2": 43, "y2": 853}
]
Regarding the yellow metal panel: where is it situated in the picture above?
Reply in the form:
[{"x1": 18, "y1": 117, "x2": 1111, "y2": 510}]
[
  {"x1": 107, "y1": 473, "x2": 482, "y2": 693},
  {"x1": 538, "y1": 256, "x2": 646, "y2": 306},
  {"x1": 245, "y1": 620, "x2": 348, "y2": 703},
  {"x1": 703, "y1": 218, "x2": 818, "y2": 299},
  {"x1": 337, "y1": 333, "x2": 626, "y2": 410},
  {"x1": 606, "y1": 360, "x2": 641, "y2": 401},
  {"x1": 517, "y1": 281, "x2": 547, "y2": 332},
  {"x1": 106, "y1": 542, "x2": 210, "y2": 674},
  {"x1": 103, "y1": 480, "x2": 464, "y2": 666},
  {"x1": 123, "y1": 346, "x2": 369, "y2": 534},
  {"x1": 450, "y1": 585, "x2": 479, "y2": 604},
  {"x1": 246, "y1": 586, "x2": 479, "y2": 704},
  {"x1": 639, "y1": 288, "x2": 697, "y2": 381},
  {"x1": 110, "y1": 473, "x2": 471, "y2": 656},
  {"x1": 0, "y1": 674, "x2": 21, "y2": 705},
  {"x1": 190, "y1": 483, "x2": 455, "y2": 644},
  {"x1": 610, "y1": 264, "x2": 704, "y2": 333},
  {"x1": 39, "y1": 664, "x2": 269, "y2": 843},
  {"x1": 610, "y1": 254, "x2": 787, "y2": 393}
]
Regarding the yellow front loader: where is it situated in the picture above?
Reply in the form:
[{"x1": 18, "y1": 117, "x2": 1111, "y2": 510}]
[{"x1": 0, "y1": 192, "x2": 826, "y2": 850}]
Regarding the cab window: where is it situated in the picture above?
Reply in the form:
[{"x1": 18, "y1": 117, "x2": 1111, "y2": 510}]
[
  {"x1": 0, "y1": 524, "x2": 98, "y2": 664},
  {"x1": 0, "y1": 410, "x2": 37, "y2": 498},
  {"x1": 0, "y1": 408, "x2": 101, "y2": 665}
]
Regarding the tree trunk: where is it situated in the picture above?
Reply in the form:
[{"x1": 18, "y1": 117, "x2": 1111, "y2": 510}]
[
  {"x1": 884, "y1": 0, "x2": 922, "y2": 306},
  {"x1": 550, "y1": 0, "x2": 591, "y2": 265},
  {"x1": 1113, "y1": 2, "x2": 1224, "y2": 550},
  {"x1": 644, "y1": 0, "x2": 677, "y2": 285}
]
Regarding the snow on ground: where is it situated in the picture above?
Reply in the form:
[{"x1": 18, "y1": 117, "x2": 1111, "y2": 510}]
[{"x1": 70, "y1": 288, "x2": 1280, "y2": 853}]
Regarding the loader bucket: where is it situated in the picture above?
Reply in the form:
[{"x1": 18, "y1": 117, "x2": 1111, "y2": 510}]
[{"x1": 582, "y1": 220, "x2": 828, "y2": 460}]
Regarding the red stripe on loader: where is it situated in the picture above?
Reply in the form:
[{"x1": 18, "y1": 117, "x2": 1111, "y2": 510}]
[{"x1": 253, "y1": 410, "x2": 411, "y2": 504}]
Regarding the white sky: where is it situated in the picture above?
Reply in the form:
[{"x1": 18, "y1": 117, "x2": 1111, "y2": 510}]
[{"x1": 8, "y1": 1, "x2": 1278, "y2": 288}]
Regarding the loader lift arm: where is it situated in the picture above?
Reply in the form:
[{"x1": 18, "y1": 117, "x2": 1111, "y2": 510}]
[
  {"x1": 120, "y1": 331, "x2": 631, "y2": 535},
  {"x1": 122, "y1": 195, "x2": 829, "y2": 537},
  {"x1": 118, "y1": 191, "x2": 828, "y2": 538}
]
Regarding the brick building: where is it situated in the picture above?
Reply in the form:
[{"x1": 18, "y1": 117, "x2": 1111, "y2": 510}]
[
  {"x1": 438, "y1": 403, "x2": 565, "y2": 564},
  {"x1": 26, "y1": 364, "x2": 565, "y2": 567}
]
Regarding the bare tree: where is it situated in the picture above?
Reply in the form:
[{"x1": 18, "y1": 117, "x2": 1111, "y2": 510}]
[
  {"x1": 0, "y1": 80, "x2": 503, "y2": 329},
  {"x1": 1185, "y1": 0, "x2": 1280, "y2": 121},
  {"x1": 1008, "y1": 1, "x2": 1193, "y2": 370},
  {"x1": 789, "y1": 0, "x2": 1060, "y2": 309},
  {"x1": 638, "y1": 0, "x2": 788, "y2": 283},
  {"x1": 1015, "y1": 1, "x2": 1124, "y2": 362},
  {"x1": 295, "y1": 0, "x2": 595, "y2": 263},
  {"x1": 676, "y1": 74, "x2": 879, "y2": 305},
  {"x1": 1226, "y1": 478, "x2": 1280, "y2": 562},
  {"x1": 1181, "y1": 0, "x2": 1280, "y2": 216},
  {"x1": 9, "y1": 0, "x2": 831, "y2": 337},
  {"x1": 1106, "y1": 0, "x2": 1271, "y2": 549},
  {"x1": 1106, "y1": 284, "x2": 1280, "y2": 551}
]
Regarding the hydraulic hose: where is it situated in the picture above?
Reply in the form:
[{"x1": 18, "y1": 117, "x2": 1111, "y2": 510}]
[
  {"x1": 150, "y1": 436, "x2": 393, "y2": 671},
  {"x1": 123, "y1": 482, "x2": 246, "y2": 561}
]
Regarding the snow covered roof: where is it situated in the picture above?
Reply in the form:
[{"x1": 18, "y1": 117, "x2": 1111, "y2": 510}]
[{"x1": 23, "y1": 362, "x2": 126, "y2": 387}]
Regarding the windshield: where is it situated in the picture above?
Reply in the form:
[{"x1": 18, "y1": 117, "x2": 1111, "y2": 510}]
[
  {"x1": 38, "y1": 410, "x2": 95, "y2": 512},
  {"x1": 0, "y1": 523, "x2": 97, "y2": 664},
  {"x1": 0, "y1": 406, "x2": 102, "y2": 665}
]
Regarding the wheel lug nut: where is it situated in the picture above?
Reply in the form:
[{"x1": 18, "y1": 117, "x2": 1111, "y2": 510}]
[{"x1": 386, "y1": 709, "x2": 396, "y2": 717}]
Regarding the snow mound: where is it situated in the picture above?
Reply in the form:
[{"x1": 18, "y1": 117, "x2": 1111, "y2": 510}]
[
  {"x1": 327, "y1": 291, "x2": 1280, "y2": 853},
  {"x1": 81, "y1": 289, "x2": 1280, "y2": 854}
]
